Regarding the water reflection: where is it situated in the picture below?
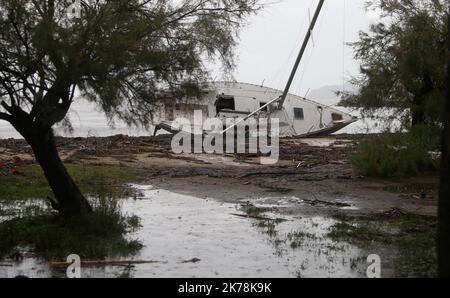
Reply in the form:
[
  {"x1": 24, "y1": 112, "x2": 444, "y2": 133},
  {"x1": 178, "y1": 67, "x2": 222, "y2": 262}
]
[{"x1": 1, "y1": 185, "x2": 369, "y2": 278}]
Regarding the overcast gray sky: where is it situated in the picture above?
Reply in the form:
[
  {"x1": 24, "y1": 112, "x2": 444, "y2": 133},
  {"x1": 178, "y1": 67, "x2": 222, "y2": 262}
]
[{"x1": 211, "y1": 0, "x2": 379, "y2": 96}]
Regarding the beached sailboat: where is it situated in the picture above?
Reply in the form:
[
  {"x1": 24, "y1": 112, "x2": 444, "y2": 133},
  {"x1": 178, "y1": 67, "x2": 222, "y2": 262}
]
[{"x1": 154, "y1": 0, "x2": 357, "y2": 138}]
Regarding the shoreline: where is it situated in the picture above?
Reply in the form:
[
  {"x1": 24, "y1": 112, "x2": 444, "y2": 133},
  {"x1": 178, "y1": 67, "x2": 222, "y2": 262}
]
[
  {"x1": 0, "y1": 134, "x2": 438, "y2": 218},
  {"x1": 0, "y1": 133, "x2": 439, "y2": 277}
]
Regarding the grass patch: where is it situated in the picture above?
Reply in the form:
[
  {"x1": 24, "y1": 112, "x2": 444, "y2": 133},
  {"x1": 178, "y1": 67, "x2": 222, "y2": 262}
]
[
  {"x1": 254, "y1": 220, "x2": 279, "y2": 238},
  {"x1": 328, "y1": 214, "x2": 437, "y2": 277},
  {"x1": 0, "y1": 164, "x2": 145, "y2": 201},
  {"x1": 240, "y1": 204, "x2": 273, "y2": 218},
  {"x1": 286, "y1": 230, "x2": 318, "y2": 249},
  {"x1": 241, "y1": 204, "x2": 286, "y2": 239},
  {"x1": 383, "y1": 182, "x2": 438, "y2": 200},
  {"x1": 383, "y1": 182, "x2": 437, "y2": 194},
  {"x1": 0, "y1": 163, "x2": 145, "y2": 262},
  {"x1": 351, "y1": 126, "x2": 440, "y2": 178},
  {"x1": 0, "y1": 197, "x2": 143, "y2": 260}
]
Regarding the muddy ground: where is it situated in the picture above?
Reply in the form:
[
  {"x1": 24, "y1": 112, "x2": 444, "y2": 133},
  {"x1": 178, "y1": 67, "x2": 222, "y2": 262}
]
[
  {"x1": 0, "y1": 134, "x2": 440, "y2": 277},
  {"x1": 0, "y1": 134, "x2": 438, "y2": 219}
]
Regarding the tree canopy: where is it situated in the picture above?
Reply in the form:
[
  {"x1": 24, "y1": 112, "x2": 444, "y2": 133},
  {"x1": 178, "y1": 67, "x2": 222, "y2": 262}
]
[
  {"x1": 340, "y1": 0, "x2": 448, "y2": 129},
  {"x1": 0, "y1": 0, "x2": 260, "y2": 130},
  {"x1": 0, "y1": 0, "x2": 261, "y2": 215}
]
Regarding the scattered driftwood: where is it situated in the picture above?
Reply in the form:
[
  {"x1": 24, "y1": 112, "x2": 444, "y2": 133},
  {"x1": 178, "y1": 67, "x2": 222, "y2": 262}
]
[
  {"x1": 239, "y1": 170, "x2": 325, "y2": 180},
  {"x1": 181, "y1": 258, "x2": 201, "y2": 264},
  {"x1": 239, "y1": 171, "x2": 300, "y2": 178},
  {"x1": 295, "y1": 189, "x2": 353, "y2": 208},
  {"x1": 302, "y1": 198, "x2": 352, "y2": 208},
  {"x1": 49, "y1": 260, "x2": 161, "y2": 267},
  {"x1": 259, "y1": 184, "x2": 293, "y2": 194},
  {"x1": 230, "y1": 213, "x2": 287, "y2": 222}
]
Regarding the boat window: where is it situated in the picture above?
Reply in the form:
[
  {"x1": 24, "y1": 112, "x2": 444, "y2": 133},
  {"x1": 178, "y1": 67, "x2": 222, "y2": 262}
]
[
  {"x1": 332, "y1": 113, "x2": 344, "y2": 122},
  {"x1": 216, "y1": 95, "x2": 235, "y2": 113},
  {"x1": 294, "y1": 108, "x2": 304, "y2": 120},
  {"x1": 260, "y1": 102, "x2": 268, "y2": 112}
]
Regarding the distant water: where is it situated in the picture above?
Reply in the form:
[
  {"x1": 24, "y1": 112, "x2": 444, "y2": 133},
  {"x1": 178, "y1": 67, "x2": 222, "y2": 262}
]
[
  {"x1": 0, "y1": 99, "x2": 382, "y2": 139},
  {"x1": 0, "y1": 100, "x2": 152, "y2": 139}
]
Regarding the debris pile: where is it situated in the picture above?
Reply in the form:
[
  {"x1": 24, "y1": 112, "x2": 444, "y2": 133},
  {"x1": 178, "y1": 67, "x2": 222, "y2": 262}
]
[{"x1": 0, "y1": 134, "x2": 362, "y2": 182}]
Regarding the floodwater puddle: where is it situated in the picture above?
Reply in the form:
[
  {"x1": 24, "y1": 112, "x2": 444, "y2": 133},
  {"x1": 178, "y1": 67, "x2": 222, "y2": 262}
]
[
  {"x1": 0, "y1": 199, "x2": 47, "y2": 223},
  {"x1": 0, "y1": 185, "x2": 371, "y2": 278}
]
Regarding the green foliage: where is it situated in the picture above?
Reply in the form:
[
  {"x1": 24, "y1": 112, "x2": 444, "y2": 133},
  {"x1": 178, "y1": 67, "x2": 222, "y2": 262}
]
[
  {"x1": 352, "y1": 126, "x2": 441, "y2": 177},
  {"x1": 0, "y1": 164, "x2": 144, "y2": 201},
  {"x1": 340, "y1": 0, "x2": 448, "y2": 128},
  {"x1": 0, "y1": 0, "x2": 261, "y2": 128},
  {"x1": 0, "y1": 196, "x2": 142, "y2": 259},
  {"x1": 0, "y1": 162, "x2": 145, "y2": 259},
  {"x1": 328, "y1": 214, "x2": 437, "y2": 278},
  {"x1": 0, "y1": 1, "x2": 260, "y2": 214}
]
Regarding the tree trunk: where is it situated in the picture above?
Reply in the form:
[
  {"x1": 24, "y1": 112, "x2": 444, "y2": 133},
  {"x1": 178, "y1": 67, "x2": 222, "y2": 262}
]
[
  {"x1": 23, "y1": 126, "x2": 92, "y2": 216},
  {"x1": 437, "y1": 10, "x2": 450, "y2": 278},
  {"x1": 411, "y1": 106, "x2": 425, "y2": 127},
  {"x1": 4, "y1": 99, "x2": 92, "y2": 217},
  {"x1": 411, "y1": 77, "x2": 433, "y2": 127},
  {"x1": 2, "y1": 102, "x2": 92, "y2": 217}
]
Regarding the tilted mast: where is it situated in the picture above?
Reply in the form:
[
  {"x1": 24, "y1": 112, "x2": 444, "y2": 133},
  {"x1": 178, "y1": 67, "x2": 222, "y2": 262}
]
[
  {"x1": 221, "y1": 0, "x2": 326, "y2": 134},
  {"x1": 277, "y1": 0, "x2": 325, "y2": 109}
]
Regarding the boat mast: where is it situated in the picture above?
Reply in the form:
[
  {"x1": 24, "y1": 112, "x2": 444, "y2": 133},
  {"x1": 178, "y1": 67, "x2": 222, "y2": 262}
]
[
  {"x1": 277, "y1": 0, "x2": 325, "y2": 109},
  {"x1": 221, "y1": 0, "x2": 326, "y2": 135}
]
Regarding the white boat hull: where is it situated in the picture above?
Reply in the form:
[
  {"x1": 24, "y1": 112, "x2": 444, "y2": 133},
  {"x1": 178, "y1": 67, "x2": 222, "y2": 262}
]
[{"x1": 154, "y1": 82, "x2": 357, "y2": 138}]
